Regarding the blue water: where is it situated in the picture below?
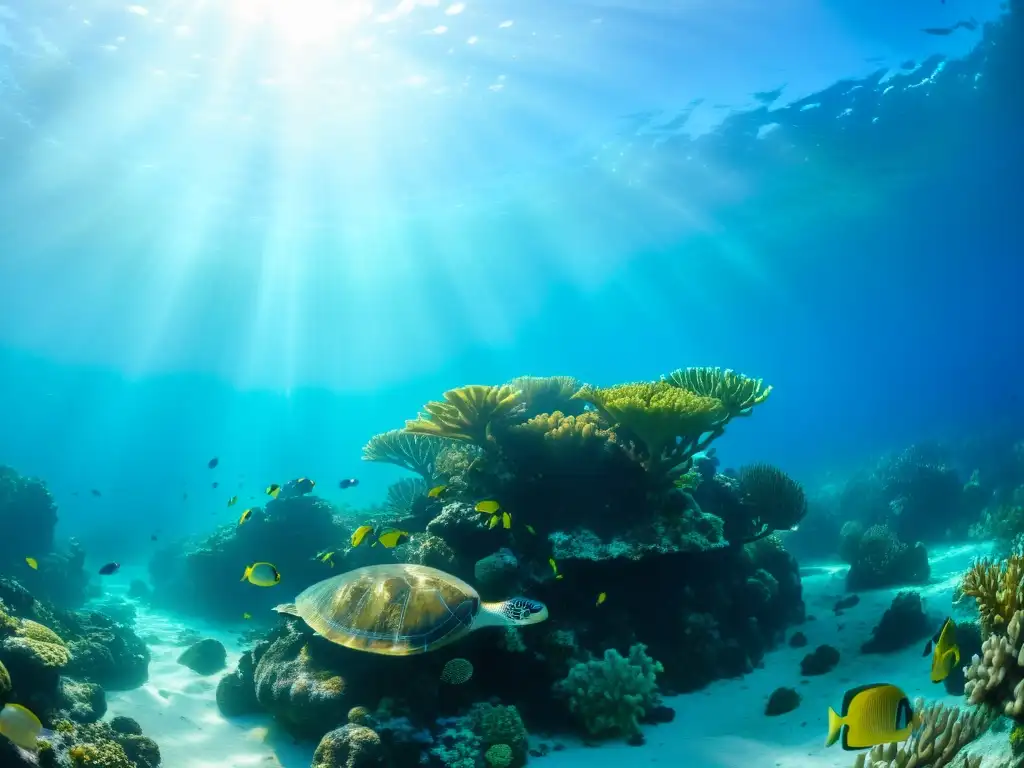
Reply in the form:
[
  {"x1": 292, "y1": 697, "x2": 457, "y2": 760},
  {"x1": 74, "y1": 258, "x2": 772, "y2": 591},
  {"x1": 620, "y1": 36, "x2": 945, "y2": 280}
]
[{"x1": 0, "y1": 1, "x2": 1022, "y2": 764}]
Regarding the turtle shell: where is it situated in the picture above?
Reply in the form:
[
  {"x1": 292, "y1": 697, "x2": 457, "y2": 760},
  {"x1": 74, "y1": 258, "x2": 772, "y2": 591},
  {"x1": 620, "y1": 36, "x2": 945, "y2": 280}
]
[{"x1": 291, "y1": 563, "x2": 481, "y2": 656}]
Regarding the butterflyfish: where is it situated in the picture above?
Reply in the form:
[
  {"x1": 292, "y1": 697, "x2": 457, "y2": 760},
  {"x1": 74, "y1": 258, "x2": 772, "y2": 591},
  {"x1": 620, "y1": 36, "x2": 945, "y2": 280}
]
[
  {"x1": 428, "y1": 485, "x2": 447, "y2": 498},
  {"x1": 238, "y1": 508, "x2": 252, "y2": 525},
  {"x1": 25, "y1": 557, "x2": 37, "y2": 570},
  {"x1": 351, "y1": 525, "x2": 374, "y2": 547},
  {"x1": 265, "y1": 484, "x2": 281, "y2": 499},
  {"x1": 338, "y1": 478, "x2": 359, "y2": 489},
  {"x1": 377, "y1": 529, "x2": 410, "y2": 549},
  {"x1": 294, "y1": 477, "x2": 316, "y2": 495},
  {"x1": 596, "y1": 592, "x2": 607, "y2": 606},
  {"x1": 241, "y1": 562, "x2": 281, "y2": 587},
  {"x1": 826, "y1": 683, "x2": 919, "y2": 750},
  {"x1": 0, "y1": 702, "x2": 51, "y2": 751},
  {"x1": 475, "y1": 500, "x2": 501, "y2": 515},
  {"x1": 924, "y1": 617, "x2": 960, "y2": 683},
  {"x1": 227, "y1": 495, "x2": 239, "y2": 507}
]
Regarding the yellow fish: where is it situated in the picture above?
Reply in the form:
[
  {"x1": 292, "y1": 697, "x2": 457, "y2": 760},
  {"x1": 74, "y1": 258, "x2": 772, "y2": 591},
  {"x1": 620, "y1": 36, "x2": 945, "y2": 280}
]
[
  {"x1": 265, "y1": 484, "x2": 281, "y2": 499},
  {"x1": 923, "y1": 617, "x2": 961, "y2": 683},
  {"x1": 501, "y1": 511, "x2": 511, "y2": 529},
  {"x1": 24, "y1": 557, "x2": 37, "y2": 570},
  {"x1": 596, "y1": 592, "x2": 607, "y2": 606},
  {"x1": 377, "y1": 529, "x2": 410, "y2": 549},
  {"x1": 548, "y1": 558, "x2": 563, "y2": 580},
  {"x1": 428, "y1": 485, "x2": 447, "y2": 498},
  {"x1": 475, "y1": 500, "x2": 501, "y2": 515},
  {"x1": 319, "y1": 551, "x2": 335, "y2": 563},
  {"x1": 826, "y1": 683, "x2": 920, "y2": 750},
  {"x1": 0, "y1": 702, "x2": 48, "y2": 750},
  {"x1": 227, "y1": 495, "x2": 239, "y2": 507},
  {"x1": 242, "y1": 612, "x2": 252, "y2": 620},
  {"x1": 488, "y1": 515, "x2": 499, "y2": 529},
  {"x1": 351, "y1": 525, "x2": 374, "y2": 547},
  {"x1": 238, "y1": 508, "x2": 252, "y2": 525},
  {"x1": 240, "y1": 562, "x2": 281, "y2": 587},
  {"x1": 524, "y1": 524, "x2": 536, "y2": 535}
]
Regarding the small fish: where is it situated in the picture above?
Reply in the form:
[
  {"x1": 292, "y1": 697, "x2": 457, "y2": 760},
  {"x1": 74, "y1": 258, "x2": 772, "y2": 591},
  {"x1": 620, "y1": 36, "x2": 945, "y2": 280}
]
[
  {"x1": 266, "y1": 484, "x2": 281, "y2": 499},
  {"x1": 338, "y1": 478, "x2": 359, "y2": 489},
  {"x1": 227, "y1": 495, "x2": 239, "y2": 507},
  {"x1": 238, "y1": 508, "x2": 252, "y2": 525},
  {"x1": 208, "y1": 457, "x2": 219, "y2": 469},
  {"x1": 241, "y1": 562, "x2": 281, "y2": 587},
  {"x1": 182, "y1": 492, "x2": 188, "y2": 501},
  {"x1": 212, "y1": 482, "x2": 219, "y2": 489},
  {"x1": 98, "y1": 562, "x2": 120, "y2": 575},
  {"x1": 318, "y1": 551, "x2": 335, "y2": 567},
  {"x1": 294, "y1": 477, "x2": 315, "y2": 495},
  {"x1": 524, "y1": 524, "x2": 536, "y2": 535},
  {"x1": 427, "y1": 485, "x2": 448, "y2": 498},
  {"x1": 25, "y1": 557, "x2": 37, "y2": 570},
  {"x1": 549, "y1": 558, "x2": 564, "y2": 580},
  {"x1": 90, "y1": 489, "x2": 102, "y2": 497},
  {"x1": 376, "y1": 529, "x2": 410, "y2": 549},
  {"x1": 0, "y1": 702, "x2": 51, "y2": 751},
  {"x1": 151, "y1": 534, "x2": 158, "y2": 541},
  {"x1": 242, "y1": 612, "x2": 252, "y2": 620},
  {"x1": 476, "y1": 500, "x2": 501, "y2": 515},
  {"x1": 488, "y1": 515, "x2": 500, "y2": 529},
  {"x1": 501, "y1": 511, "x2": 511, "y2": 529},
  {"x1": 826, "y1": 683, "x2": 919, "y2": 750},
  {"x1": 351, "y1": 525, "x2": 374, "y2": 547},
  {"x1": 926, "y1": 617, "x2": 961, "y2": 683},
  {"x1": 596, "y1": 592, "x2": 607, "y2": 606}
]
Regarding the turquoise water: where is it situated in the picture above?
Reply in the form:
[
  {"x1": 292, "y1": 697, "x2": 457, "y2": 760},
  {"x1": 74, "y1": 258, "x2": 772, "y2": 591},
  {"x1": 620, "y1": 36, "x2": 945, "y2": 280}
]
[{"x1": 0, "y1": 1, "x2": 1022, "y2": 767}]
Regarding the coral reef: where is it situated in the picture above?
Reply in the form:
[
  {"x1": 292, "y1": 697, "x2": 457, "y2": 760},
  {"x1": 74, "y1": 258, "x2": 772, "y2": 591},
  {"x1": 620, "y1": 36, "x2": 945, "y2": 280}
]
[
  {"x1": 800, "y1": 645, "x2": 840, "y2": 676},
  {"x1": 362, "y1": 430, "x2": 452, "y2": 484},
  {"x1": 861, "y1": 591, "x2": 932, "y2": 654},
  {"x1": 846, "y1": 524, "x2": 930, "y2": 591}
]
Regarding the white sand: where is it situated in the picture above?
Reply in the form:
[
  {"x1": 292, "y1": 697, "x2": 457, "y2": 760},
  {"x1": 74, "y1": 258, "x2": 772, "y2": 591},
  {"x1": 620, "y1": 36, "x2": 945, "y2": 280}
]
[{"x1": 94, "y1": 546, "x2": 1008, "y2": 768}]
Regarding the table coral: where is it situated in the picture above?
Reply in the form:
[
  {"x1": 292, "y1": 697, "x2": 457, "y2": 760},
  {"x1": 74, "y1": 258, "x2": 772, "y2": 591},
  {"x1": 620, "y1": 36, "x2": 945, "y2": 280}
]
[{"x1": 405, "y1": 385, "x2": 523, "y2": 446}]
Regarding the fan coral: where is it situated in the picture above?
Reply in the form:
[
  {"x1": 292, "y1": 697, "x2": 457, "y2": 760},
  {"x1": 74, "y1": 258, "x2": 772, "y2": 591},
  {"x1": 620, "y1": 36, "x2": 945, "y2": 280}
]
[
  {"x1": 556, "y1": 642, "x2": 663, "y2": 739},
  {"x1": 662, "y1": 367, "x2": 772, "y2": 420},
  {"x1": 405, "y1": 385, "x2": 523, "y2": 445},
  {"x1": 962, "y1": 554, "x2": 1024, "y2": 635},
  {"x1": 849, "y1": 699, "x2": 993, "y2": 767},
  {"x1": 735, "y1": 464, "x2": 808, "y2": 542},
  {"x1": 572, "y1": 381, "x2": 726, "y2": 473},
  {"x1": 362, "y1": 430, "x2": 450, "y2": 482},
  {"x1": 506, "y1": 375, "x2": 586, "y2": 418},
  {"x1": 385, "y1": 478, "x2": 428, "y2": 518}
]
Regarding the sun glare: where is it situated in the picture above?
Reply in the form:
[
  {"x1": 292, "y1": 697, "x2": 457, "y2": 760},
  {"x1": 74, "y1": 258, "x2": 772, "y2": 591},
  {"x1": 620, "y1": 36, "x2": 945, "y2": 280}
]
[{"x1": 227, "y1": 0, "x2": 374, "y2": 44}]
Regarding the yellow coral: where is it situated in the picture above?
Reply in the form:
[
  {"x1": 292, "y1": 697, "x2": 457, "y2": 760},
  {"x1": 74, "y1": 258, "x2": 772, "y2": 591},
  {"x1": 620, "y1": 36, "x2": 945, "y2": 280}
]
[
  {"x1": 663, "y1": 367, "x2": 772, "y2": 419},
  {"x1": 18, "y1": 619, "x2": 66, "y2": 647},
  {"x1": 510, "y1": 411, "x2": 615, "y2": 445},
  {"x1": 405, "y1": 385, "x2": 522, "y2": 445},
  {"x1": 962, "y1": 555, "x2": 1024, "y2": 635},
  {"x1": 573, "y1": 382, "x2": 726, "y2": 464}
]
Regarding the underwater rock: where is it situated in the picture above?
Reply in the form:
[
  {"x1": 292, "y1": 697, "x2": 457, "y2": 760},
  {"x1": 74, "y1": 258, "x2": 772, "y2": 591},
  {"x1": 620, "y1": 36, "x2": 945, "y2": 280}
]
[
  {"x1": 215, "y1": 641, "x2": 266, "y2": 717},
  {"x1": 91, "y1": 597, "x2": 137, "y2": 626},
  {"x1": 861, "y1": 591, "x2": 931, "y2": 654},
  {"x1": 109, "y1": 715, "x2": 143, "y2": 735},
  {"x1": 393, "y1": 533, "x2": 458, "y2": 573},
  {"x1": 800, "y1": 645, "x2": 840, "y2": 676},
  {"x1": 177, "y1": 638, "x2": 227, "y2": 676},
  {"x1": 61, "y1": 609, "x2": 150, "y2": 690},
  {"x1": 788, "y1": 631, "x2": 808, "y2": 648},
  {"x1": 312, "y1": 724, "x2": 384, "y2": 768},
  {"x1": 765, "y1": 687, "x2": 801, "y2": 716},
  {"x1": 846, "y1": 525, "x2": 930, "y2": 591},
  {"x1": 474, "y1": 549, "x2": 520, "y2": 600},
  {"x1": 57, "y1": 677, "x2": 106, "y2": 722}
]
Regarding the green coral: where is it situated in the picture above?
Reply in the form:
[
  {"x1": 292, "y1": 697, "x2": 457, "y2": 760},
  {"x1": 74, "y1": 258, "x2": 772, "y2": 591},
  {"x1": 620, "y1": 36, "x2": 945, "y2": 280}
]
[
  {"x1": 1012, "y1": 723, "x2": 1024, "y2": 756},
  {"x1": 69, "y1": 741, "x2": 133, "y2": 768},
  {"x1": 470, "y1": 703, "x2": 528, "y2": 765},
  {"x1": 430, "y1": 723, "x2": 481, "y2": 768},
  {"x1": 405, "y1": 385, "x2": 522, "y2": 445},
  {"x1": 556, "y1": 642, "x2": 664, "y2": 739},
  {"x1": 662, "y1": 366, "x2": 772, "y2": 420},
  {"x1": 485, "y1": 744, "x2": 513, "y2": 768}
]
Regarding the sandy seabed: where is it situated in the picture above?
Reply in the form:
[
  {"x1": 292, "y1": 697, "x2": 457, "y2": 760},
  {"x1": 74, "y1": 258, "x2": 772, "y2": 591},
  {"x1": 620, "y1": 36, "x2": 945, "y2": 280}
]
[{"x1": 100, "y1": 544, "x2": 1010, "y2": 768}]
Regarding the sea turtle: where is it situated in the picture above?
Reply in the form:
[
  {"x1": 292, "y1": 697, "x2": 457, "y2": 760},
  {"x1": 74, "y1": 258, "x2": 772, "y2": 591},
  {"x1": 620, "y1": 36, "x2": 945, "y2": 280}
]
[{"x1": 273, "y1": 563, "x2": 548, "y2": 656}]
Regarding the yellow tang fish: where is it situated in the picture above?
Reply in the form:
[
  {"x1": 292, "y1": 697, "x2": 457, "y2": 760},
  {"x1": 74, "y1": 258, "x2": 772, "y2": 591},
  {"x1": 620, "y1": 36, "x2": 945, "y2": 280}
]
[
  {"x1": 923, "y1": 617, "x2": 961, "y2": 683},
  {"x1": 242, "y1": 612, "x2": 252, "y2": 620},
  {"x1": 25, "y1": 557, "x2": 38, "y2": 570},
  {"x1": 428, "y1": 485, "x2": 447, "y2": 498},
  {"x1": 227, "y1": 495, "x2": 239, "y2": 507},
  {"x1": 596, "y1": 592, "x2": 607, "y2": 606},
  {"x1": 240, "y1": 562, "x2": 281, "y2": 587},
  {"x1": 475, "y1": 500, "x2": 500, "y2": 515},
  {"x1": 238, "y1": 508, "x2": 252, "y2": 525},
  {"x1": 351, "y1": 525, "x2": 374, "y2": 547},
  {"x1": 0, "y1": 702, "x2": 49, "y2": 750},
  {"x1": 265, "y1": 484, "x2": 281, "y2": 499},
  {"x1": 524, "y1": 524, "x2": 536, "y2": 535},
  {"x1": 377, "y1": 529, "x2": 410, "y2": 549},
  {"x1": 826, "y1": 683, "x2": 920, "y2": 750},
  {"x1": 488, "y1": 515, "x2": 500, "y2": 529},
  {"x1": 501, "y1": 511, "x2": 511, "y2": 529}
]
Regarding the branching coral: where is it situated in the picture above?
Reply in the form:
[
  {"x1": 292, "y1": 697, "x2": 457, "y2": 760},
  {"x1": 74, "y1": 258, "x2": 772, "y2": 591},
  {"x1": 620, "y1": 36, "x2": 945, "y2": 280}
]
[
  {"x1": 405, "y1": 385, "x2": 522, "y2": 445},
  {"x1": 736, "y1": 464, "x2": 808, "y2": 542},
  {"x1": 965, "y1": 608, "x2": 1024, "y2": 716},
  {"x1": 506, "y1": 375, "x2": 586, "y2": 418},
  {"x1": 555, "y1": 642, "x2": 663, "y2": 739},
  {"x1": 509, "y1": 411, "x2": 616, "y2": 449},
  {"x1": 962, "y1": 553, "x2": 1024, "y2": 635},
  {"x1": 572, "y1": 382, "x2": 726, "y2": 474},
  {"x1": 361, "y1": 429, "x2": 450, "y2": 482},
  {"x1": 849, "y1": 699, "x2": 992, "y2": 767},
  {"x1": 662, "y1": 367, "x2": 772, "y2": 420}
]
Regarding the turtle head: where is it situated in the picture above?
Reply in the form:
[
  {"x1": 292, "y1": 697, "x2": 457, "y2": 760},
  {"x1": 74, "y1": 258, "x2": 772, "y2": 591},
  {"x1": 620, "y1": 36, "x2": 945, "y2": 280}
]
[{"x1": 500, "y1": 597, "x2": 548, "y2": 626}]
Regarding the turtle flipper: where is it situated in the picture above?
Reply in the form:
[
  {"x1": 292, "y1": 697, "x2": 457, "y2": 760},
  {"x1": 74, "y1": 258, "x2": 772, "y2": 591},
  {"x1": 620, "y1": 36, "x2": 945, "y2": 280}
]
[{"x1": 274, "y1": 603, "x2": 300, "y2": 616}]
